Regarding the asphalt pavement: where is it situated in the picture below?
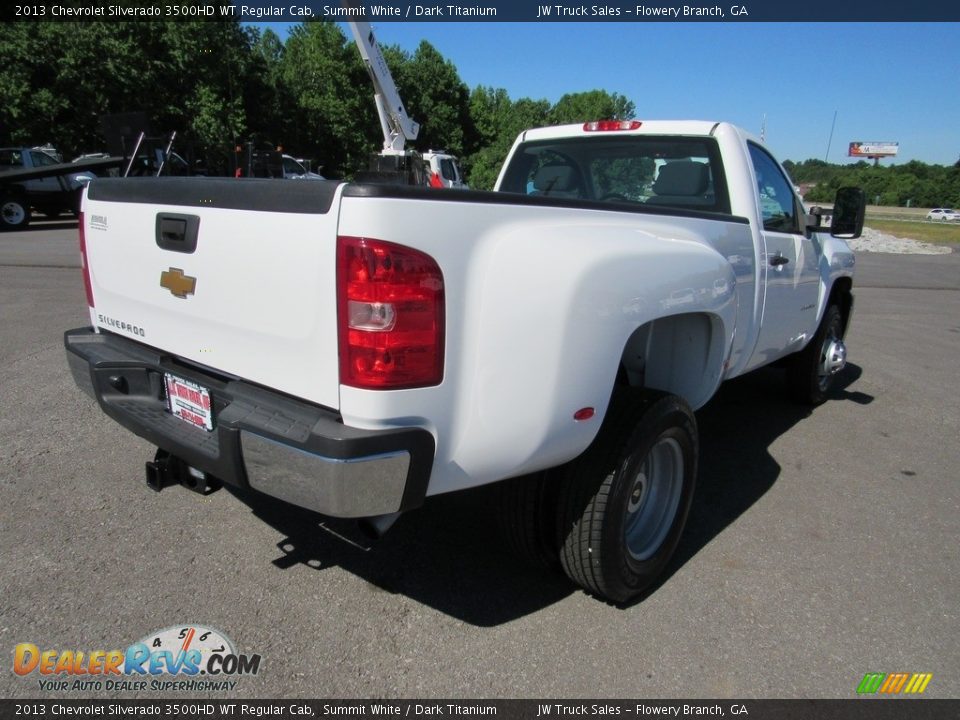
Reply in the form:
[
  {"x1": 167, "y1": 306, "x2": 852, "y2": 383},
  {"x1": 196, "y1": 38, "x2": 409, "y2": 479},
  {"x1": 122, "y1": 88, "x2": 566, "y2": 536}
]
[{"x1": 1, "y1": 221, "x2": 957, "y2": 699}]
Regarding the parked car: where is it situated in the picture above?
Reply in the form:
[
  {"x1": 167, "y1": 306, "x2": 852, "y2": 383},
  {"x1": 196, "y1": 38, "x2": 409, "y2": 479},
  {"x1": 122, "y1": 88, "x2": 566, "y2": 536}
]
[
  {"x1": 926, "y1": 208, "x2": 960, "y2": 222},
  {"x1": 0, "y1": 147, "x2": 95, "y2": 228}
]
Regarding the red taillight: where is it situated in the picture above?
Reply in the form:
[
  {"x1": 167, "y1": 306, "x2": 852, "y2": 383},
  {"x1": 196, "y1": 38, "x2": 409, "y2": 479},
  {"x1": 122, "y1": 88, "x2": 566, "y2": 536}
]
[
  {"x1": 78, "y1": 212, "x2": 95, "y2": 307},
  {"x1": 583, "y1": 120, "x2": 643, "y2": 132},
  {"x1": 337, "y1": 236, "x2": 444, "y2": 389}
]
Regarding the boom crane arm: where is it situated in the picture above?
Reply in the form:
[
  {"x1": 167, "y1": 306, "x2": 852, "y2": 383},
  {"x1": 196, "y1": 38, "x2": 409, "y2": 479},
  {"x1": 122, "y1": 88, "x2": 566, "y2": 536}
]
[{"x1": 347, "y1": 21, "x2": 420, "y2": 156}]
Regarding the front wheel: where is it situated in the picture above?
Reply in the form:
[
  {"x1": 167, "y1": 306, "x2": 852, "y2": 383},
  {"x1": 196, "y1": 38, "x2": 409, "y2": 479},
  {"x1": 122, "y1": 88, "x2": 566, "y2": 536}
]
[
  {"x1": 786, "y1": 304, "x2": 846, "y2": 405},
  {"x1": 556, "y1": 390, "x2": 697, "y2": 603}
]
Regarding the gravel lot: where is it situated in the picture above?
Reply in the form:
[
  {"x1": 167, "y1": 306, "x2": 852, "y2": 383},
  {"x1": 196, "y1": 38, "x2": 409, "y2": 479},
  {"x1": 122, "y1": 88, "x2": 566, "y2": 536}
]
[
  {"x1": 851, "y1": 227, "x2": 953, "y2": 255},
  {"x1": 0, "y1": 221, "x2": 957, "y2": 701}
]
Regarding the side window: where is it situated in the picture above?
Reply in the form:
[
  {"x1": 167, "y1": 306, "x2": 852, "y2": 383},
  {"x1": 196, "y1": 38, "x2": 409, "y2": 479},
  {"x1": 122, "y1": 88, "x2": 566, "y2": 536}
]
[
  {"x1": 439, "y1": 158, "x2": 457, "y2": 182},
  {"x1": 30, "y1": 150, "x2": 58, "y2": 167},
  {"x1": 749, "y1": 144, "x2": 798, "y2": 233}
]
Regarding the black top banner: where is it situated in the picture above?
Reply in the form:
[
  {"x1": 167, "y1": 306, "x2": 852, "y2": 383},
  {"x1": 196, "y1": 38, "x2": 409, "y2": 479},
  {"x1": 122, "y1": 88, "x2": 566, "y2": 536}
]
[{"x1": 4, "y1": 0, "x2": 960, "y2": 22}]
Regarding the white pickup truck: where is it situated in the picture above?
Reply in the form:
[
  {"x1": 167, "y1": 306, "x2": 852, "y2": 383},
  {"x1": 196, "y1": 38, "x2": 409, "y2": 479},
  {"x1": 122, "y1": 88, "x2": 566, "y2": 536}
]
[{"x1": 65, "y1": 120, "x2": 864, "y2": 602}]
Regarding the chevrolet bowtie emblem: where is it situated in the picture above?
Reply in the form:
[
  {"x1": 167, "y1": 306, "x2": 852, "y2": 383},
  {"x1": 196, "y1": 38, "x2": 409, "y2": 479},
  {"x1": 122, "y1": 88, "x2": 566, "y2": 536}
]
[{"x1": 160, "y1": 267, "x2": 197, "y2": 299}]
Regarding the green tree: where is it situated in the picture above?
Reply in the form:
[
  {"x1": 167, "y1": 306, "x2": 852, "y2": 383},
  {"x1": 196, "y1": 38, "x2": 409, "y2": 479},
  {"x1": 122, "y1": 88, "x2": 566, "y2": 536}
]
[
  {"x1": 382, "y1": 41, "x2": 473, "y2": 158},
  {"x1": 280, "y1": 20, "x2": 372, "y2": 177},
  {"x1": 0, "y1": 22, "x2": 253, "y2": 168},
  {"x1": 465, "y1": 88, "x2": 550, "y2": 190},
  {"x1": 549, "y1": 90, "x2": 635, "y2": 125},
  {"x1": 469, "y1": 86, "x2": 513, "y2": 148},
  {"x1": 0, "y1": 23, "x2": 139, "y2": 155},
  {"x1": 244, "y1": 28, "x2": 292, "y2": 143},
  {"x1": 790, "y1": 157, "x2": 959, "y2": 207}
]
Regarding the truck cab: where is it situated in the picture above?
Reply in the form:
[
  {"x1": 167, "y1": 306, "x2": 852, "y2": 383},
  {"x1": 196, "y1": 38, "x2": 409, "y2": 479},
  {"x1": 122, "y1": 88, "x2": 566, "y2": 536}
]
[
  {"x1": 422, "y1": 150, "x2": 468, "y2": 189},
  {"x1": 281, "y1": 154, "x2": 324, "y2": 180}
]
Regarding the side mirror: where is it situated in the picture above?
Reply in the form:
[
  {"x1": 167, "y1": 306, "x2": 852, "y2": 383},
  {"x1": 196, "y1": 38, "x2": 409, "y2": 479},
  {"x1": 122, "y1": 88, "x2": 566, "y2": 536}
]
[
  {"x1": 830, "y1": 186, "x2": 866, "y2": 239},
  {"x1": 805, "y1": 187, "x2": 867, "y2": 239}
]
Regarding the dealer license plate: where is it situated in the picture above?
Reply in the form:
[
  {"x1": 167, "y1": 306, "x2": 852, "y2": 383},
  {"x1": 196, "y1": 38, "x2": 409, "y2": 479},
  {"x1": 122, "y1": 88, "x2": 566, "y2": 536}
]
[{"x1": 164, "y1": 373, "x2": 214, "y2": 432}]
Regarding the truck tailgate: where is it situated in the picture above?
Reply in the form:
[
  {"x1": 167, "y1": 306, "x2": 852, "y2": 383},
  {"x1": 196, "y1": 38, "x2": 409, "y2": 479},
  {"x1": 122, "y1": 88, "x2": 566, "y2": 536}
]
[{"x1": 83, "y1": 177, "x2": 342, "y2": 411}]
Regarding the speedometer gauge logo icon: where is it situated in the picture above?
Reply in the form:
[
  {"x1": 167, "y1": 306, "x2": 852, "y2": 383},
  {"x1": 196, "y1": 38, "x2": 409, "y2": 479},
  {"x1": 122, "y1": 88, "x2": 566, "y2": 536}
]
[{"x1": 137, "y1": 625, "x2": 236, "y2": 673}]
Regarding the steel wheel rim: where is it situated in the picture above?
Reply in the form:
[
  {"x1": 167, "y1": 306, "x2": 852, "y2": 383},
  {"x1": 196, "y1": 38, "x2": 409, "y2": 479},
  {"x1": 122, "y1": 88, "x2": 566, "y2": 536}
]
[
  {"x1": 2, "y1": 201, "x2": 25, "y2": 225},
  {"x1": 625, "y1": 436, "x2": 684, "y2": 562},
  {"x1": 817, "y1": 319, "x2": 846, "y2": 391}
]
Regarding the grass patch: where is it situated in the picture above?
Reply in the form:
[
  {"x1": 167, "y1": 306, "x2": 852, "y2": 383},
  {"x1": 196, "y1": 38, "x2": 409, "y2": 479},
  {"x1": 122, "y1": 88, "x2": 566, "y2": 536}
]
[{"x1": 864, "y1": 218, "x2": 960, "y2": 245}]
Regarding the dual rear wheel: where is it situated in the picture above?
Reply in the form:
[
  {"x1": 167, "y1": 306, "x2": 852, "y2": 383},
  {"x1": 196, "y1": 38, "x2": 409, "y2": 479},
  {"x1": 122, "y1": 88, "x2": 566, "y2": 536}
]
[{"x1": 500, "y1": 389, "x2": 697, "y2": 603}]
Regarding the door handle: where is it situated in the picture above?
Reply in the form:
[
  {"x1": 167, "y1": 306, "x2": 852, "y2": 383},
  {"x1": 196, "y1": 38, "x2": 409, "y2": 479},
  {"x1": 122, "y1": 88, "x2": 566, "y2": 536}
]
[
  {"x1": 769, "y1": 254, "x2": 790, "y2": 267},
  {"x1": 156, "y1": 213, "x2": 200, "y2": 253}
]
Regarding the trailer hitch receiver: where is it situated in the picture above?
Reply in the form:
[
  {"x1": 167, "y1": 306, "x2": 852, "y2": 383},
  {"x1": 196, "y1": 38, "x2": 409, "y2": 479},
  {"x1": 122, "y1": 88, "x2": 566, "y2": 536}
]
[{"x1": 145, "y1": 449, "x2": 220, "y2": 495}]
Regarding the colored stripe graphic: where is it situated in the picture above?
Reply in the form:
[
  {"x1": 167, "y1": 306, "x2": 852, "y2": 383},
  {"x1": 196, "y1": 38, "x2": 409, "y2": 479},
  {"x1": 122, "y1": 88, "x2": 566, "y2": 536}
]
[
  {"x1": 880, "y1": 672, "x2": 909, "y2": 693},
  {"x1": 857, "y1": 672, "x2": 932, "y2": 695},
  {"x1": 904, "y1": 673, "x2": 933, "y2": 694},
  {"x1": 857, "y1": 673, "x2": 885, "y2": 694}
]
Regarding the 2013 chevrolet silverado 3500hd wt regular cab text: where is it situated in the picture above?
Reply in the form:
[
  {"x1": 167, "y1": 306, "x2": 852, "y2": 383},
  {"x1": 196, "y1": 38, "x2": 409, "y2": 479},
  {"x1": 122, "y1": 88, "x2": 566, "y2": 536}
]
[{"x1": 65, "y1": 120, "x2": 865, "y2": 602}]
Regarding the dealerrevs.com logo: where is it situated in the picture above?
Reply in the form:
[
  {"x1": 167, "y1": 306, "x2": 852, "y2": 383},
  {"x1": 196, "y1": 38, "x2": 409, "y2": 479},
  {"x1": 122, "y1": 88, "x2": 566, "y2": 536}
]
[{"x1": 13, "y1": 625, "x2": 262, "y2": 692}]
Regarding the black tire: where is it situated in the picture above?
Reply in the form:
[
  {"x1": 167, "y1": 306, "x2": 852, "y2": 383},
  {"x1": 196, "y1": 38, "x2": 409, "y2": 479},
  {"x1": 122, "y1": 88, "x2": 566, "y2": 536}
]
[
  {"x1": 0, "y1": 195, "x2": 31, "y2": 230},
  {"x1": 556, "y1": 389, "x2": 697, "y2": 603},
  {"x1": 497, "y1": 471, "x2": 561, "y2": 570},
  {"x1": 786, "y1": 304, "x2": 846, "y2": 406}
]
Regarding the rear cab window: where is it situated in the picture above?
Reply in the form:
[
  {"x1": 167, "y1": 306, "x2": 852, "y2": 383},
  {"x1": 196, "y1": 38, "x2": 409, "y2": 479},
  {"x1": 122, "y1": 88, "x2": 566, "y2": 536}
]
[{"x1": 499, "y1": 135, "x2": 731, "y2": 215}]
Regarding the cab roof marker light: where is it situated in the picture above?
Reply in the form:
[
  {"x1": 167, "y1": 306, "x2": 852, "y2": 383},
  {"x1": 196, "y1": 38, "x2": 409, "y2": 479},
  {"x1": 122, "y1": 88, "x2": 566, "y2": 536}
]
[{"x1": 583, "y1": 120, "x2": 643, "y2": 132}]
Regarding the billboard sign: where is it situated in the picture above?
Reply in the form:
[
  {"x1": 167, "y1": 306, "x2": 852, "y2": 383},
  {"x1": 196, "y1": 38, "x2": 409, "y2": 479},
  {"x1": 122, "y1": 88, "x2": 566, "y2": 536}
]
[{"x1": 849, "y1": 141, "x2": 899, "y2": 157}]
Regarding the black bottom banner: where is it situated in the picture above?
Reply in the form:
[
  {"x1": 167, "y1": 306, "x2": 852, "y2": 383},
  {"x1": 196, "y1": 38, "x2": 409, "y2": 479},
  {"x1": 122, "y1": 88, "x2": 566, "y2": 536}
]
[{"x1": 1, "y1": 700, "x2": 958, "y2": 720}]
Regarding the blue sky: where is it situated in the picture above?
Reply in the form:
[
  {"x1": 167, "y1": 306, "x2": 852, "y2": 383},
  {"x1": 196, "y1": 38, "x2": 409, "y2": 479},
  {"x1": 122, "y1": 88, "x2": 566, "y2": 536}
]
[{"x1": 252, "y1": 22, "x2": 958, "y2": 166}]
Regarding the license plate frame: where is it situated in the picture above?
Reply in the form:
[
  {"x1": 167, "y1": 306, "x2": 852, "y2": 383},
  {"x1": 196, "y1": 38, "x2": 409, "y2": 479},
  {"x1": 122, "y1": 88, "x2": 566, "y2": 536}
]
[{"x1": 164, "y1": 372, "x2": 214, "y2": 432}]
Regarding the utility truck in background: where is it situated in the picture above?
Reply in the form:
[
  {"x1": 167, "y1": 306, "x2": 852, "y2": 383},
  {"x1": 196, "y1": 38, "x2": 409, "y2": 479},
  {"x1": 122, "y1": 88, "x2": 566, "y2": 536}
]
[
  {"x1": 422, "y1": 150, "x2": 468, "y2": 189},
  {"x1": 65, "y1": 119, "x2": 864, "y2": 602},
  {"x1": 347, "y1": 21, "x2": 467, "y2": 188}
]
